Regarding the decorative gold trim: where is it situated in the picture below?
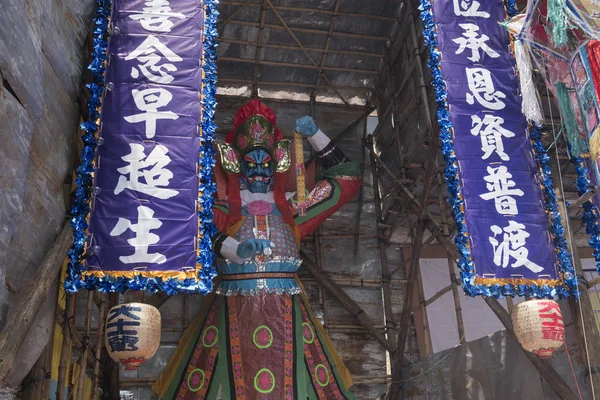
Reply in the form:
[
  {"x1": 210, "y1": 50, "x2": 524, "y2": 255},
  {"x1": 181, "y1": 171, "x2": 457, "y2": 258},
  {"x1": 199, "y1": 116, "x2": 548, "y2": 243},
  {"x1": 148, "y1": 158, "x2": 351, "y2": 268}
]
[
  {"x1": 217, "y1": 142, "x2": 241, "y2": 174},
  {"x1": 274, "y1": 139, "x2": 291, "y2": 172},
  {"x1": 82, "y1": 269, "x2": 199, "y2": 280},
  {"x1": 473, "y1": 276, "x2": 562, "y2": 287}
]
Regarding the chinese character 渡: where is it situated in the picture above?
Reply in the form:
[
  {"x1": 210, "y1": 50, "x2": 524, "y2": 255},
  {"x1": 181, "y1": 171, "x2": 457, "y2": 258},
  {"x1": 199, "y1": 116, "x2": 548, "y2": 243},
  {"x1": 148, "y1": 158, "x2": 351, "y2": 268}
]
[
  {"x1": 538, "y1": 301, "x2": 565, "y2": 341},
  {"x1": 110, "y1": 205, "x2": 167, "y2": 264},
  {"x1": 489, "y1": 221, "x2": 544, "y2": 273},
  {"x1": 129, "y1": 0, "x2": 186, "y2": 33},
  {"x1": 470, "y1": 115, "x2": 515, "y2": 161},
  {"x1": 124, "y1": 88, "x2": 178, "y2": 139},
  {"x1": 479, "y1": 165, "x2": 524, "y2": 215},
  {"x1": 125, "y1": 36, "x2": 182, "y2": 84},
  {"x1": 466, "y1": 68, "x2": 506, "y2": 110},
  {"x1": 115, "y1": 143, "x2": 179, "y2": 199},
  {"x1": 453, "y1": 24, "x2": 500, "y2": 62},
  {"x1": 453, "y1": 0, "x2": 490, "y2": 18}
]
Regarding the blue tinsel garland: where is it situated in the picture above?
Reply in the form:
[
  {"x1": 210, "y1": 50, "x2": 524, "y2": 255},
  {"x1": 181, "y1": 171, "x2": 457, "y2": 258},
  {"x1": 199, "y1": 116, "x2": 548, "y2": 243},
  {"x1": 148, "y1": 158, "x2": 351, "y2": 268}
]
[
  {"x1": 418, "y1": 0, "x2": 578, "y2": 299},
  {"x1": 574, "y1": 158, "x2": 600, "y2": 273},
  {"x1": 65, "y1": 0, "x2": 219, "y2": 294}
]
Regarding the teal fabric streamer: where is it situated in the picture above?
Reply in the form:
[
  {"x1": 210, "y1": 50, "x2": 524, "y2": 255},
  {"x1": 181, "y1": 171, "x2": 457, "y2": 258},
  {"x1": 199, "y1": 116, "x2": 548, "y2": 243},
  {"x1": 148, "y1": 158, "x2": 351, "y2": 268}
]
[
  {"x1": 548, "y1": 0, "x2": 569, "y2": 47},
  {"x1": 555, "y1": 82, "x2": 588, "y2": 156}
]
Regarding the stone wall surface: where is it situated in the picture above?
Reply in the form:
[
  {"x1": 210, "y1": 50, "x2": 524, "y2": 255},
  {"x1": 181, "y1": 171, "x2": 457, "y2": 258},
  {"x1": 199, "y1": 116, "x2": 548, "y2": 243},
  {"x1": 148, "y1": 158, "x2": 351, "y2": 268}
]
[{"x1": 0, "y1": 0, "x2": 95, "y2": 388}]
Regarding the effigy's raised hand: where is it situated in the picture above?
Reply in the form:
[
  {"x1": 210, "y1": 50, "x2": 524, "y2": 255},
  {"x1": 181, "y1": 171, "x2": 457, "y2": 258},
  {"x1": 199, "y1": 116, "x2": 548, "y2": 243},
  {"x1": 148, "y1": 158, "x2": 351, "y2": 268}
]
[
  {"x1": 295, "y1": 116, "x2": 318, "y2": 137},
  {"x1": 236, "y1": 239, "x2": 274, "y2": 259}
]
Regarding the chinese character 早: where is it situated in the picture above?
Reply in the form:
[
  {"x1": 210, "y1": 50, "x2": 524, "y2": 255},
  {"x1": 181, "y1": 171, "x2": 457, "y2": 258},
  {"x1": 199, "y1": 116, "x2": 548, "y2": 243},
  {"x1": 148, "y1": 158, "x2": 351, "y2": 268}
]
[
  {"x1": 453, "y1": 0, "x2": 490, "y2": 18},
  {"x1": 129, "y1": 0, "x2": 186, "y2": 33},
  {"x1": 479, "y1": 165, "x2": 524, "y2": 215},
  {"x1": 453, "y1": 24, "x2": 500, "y2": 62},
  {"x1": 466, "y1": 68, "x2": 506, "y2": 110},
  {"x1": 125, "y1": 36, "x2": 183, "y2": 84},
  {"x1": 124, "y1": 88, "x2": 178, "y2": 139},
  {"x1": 470, "y1": 115, "x2": 515, "y2": 161},
  {"x1": 115, "y1": 143, "x2": 179, "y2": 199},
  {"x1": 489, "y1": 221, "x2": 544, "y2": 273},
  {"x1": 110, "y1": 205, "x2": 167, "y2": 264},
  {"x1": 537, "y1": 301, "x2": 565, "y2": 342}
]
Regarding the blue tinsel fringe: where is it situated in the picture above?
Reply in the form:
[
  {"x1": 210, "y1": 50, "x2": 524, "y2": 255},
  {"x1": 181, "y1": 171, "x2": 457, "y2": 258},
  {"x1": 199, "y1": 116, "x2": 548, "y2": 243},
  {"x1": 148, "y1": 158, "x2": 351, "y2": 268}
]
[
  {"x1": 65, "y1": 0, "x2": 219, "y2": 294},
  {"x1": 574, "y1": 158, "x2": 600, "y2": 273},
  {"x1": 418, "y1": 0, "x2": 578, "y2": 299}
]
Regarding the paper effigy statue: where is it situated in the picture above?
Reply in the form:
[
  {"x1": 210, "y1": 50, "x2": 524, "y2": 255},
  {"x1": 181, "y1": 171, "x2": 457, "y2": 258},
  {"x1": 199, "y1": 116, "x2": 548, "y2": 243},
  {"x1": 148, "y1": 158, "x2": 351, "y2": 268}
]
[{"x1": 153, "y1": 99, "x2": 361, "y2": 399}]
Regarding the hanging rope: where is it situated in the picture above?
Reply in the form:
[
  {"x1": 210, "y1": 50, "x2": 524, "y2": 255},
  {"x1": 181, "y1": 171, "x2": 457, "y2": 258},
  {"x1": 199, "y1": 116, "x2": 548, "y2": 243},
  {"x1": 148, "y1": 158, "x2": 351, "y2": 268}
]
[{"x1": 564, "y1": 339, "x2": 584, "y2": 400}]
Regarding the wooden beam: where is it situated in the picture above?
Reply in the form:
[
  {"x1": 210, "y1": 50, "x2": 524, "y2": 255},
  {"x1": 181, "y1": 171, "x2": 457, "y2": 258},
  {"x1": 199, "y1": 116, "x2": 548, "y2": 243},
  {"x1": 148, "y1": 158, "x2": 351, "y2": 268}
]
[
  {"x1": 299, "y1": 250, "x2": 396, "y2": 353},
  {"x1": 219, "y1": 78, "x2": 373, "y2": 92},
  {"x1": 0, "y1": 222, "x2": 72, "y2": 383},
  {"x1": 219, "y1": 38, "x2": 384, "y2": 58},
  {"x1": 219, "y1": 56, "x2": 379, "y2": 75}
]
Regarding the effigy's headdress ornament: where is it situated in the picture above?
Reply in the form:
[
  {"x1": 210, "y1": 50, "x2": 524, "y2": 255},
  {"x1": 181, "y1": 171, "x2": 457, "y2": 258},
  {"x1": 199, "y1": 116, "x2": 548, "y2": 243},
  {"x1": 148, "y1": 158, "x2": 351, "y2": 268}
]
[{"x1": 217, "y1": 99, "x2": 291, "y2": 174}]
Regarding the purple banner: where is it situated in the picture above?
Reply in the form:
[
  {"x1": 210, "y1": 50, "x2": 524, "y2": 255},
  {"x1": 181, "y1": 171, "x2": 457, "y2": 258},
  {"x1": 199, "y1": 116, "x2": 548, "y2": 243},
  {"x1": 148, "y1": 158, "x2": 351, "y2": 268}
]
[
  {"x1": 85, "y1": 1, "x2": 203, "y2": 278},
  {"x1": 432, "y1": 0, "x2": 558, "y2": 283}
]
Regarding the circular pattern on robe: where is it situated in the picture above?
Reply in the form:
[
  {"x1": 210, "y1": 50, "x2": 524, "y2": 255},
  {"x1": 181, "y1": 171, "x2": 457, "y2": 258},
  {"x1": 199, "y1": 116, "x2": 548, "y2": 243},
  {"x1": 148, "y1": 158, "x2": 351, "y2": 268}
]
[
  {"x1": 254, "y1": 368, "x2": 276, "y2": 394},
  {"x1": 253, "y1": 325, "x2": 274, "y2": 349},
  {"x1": 202, "y1": 325, "x2": 218, "y2": 348},
  {"x1": 315, "y1": 364, "x2": 330, "y2": 387},
  {"x1": 302, "y1": 322, "x2": 315, "y2": 344},
  {"x1": 187, "y1": 369, "x2": 205, "y2": 392}
]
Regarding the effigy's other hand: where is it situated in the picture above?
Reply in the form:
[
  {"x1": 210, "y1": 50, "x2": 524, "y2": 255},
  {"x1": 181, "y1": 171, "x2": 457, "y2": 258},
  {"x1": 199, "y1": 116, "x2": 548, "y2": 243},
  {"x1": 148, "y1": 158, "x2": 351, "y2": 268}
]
[
  {"x1": 236, "y1": 239, "x2": 274, "y2": 258},
  {"x1": 295, "y1": 116, "x2": 318, "y2": 137}
]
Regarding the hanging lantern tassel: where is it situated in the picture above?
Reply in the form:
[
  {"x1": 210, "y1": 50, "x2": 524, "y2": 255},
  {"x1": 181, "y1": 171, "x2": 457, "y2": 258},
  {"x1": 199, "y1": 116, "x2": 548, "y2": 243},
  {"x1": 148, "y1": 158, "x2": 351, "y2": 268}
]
[
  {"x1": 548, "y1": 0, "x2": 570, "y2": 47},
  {"x1": 105, "y1": 303, "x2": 161, "y2": 370},
  {"x1": 512, "y1": 299, "x2": 565, "y2": 358},
  {"x1": 514, "y1": 40, "x2": 544, "y2": 125},
  {"x1": 295, "y1": 130, "x2": 307, "y2": 216},
  {"x1": 555, "y1": 82, "x2": 588, "y2": 157}
]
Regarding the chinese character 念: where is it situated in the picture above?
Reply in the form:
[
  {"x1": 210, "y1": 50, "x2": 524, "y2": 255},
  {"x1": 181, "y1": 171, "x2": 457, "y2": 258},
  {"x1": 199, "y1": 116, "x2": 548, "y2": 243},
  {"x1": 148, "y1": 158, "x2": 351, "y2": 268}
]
[
  {"x1": 538, "y1": 301, "x2": 565, "y2": 342},
  {"x1": 124, "y1": 88, "x2": 178, "y2": 139},
  {"x1": 110, "y1": 205, "x2": 167, "y2": 264},
  {"x1": 125, "y1": 36, "x2": 182, "y2": 84},
  {"x1": 453, "y1": 0, "x2": 490, "y2": 18},
  {"x1": 489, "y1": 221, "x2": 544, "y2": 273},
  {"x1": 471, "y1": 115, "x2": 515, "y2": 161},
  {"x1": 466, "y1": 68, "x2": 506, "y2": 110},
  {"x1": 453, "y1": 24, "x2": 500, "y2": 62},
  {"x1": 115, "y1": 143, "x2": 179, "y2": 199},
  {"x1": 479, "y1": 165, "x2": 524, "y2": 215},
  {"x1": 129, "y1": 0, "x2": 186, "y2": 33}
]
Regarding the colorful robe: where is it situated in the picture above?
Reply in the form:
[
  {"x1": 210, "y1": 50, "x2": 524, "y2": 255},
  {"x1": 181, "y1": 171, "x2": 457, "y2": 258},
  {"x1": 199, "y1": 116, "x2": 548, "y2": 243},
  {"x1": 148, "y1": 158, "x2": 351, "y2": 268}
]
[{"x1": 153, "y1": 152, "x2": 361, "y2": 399}]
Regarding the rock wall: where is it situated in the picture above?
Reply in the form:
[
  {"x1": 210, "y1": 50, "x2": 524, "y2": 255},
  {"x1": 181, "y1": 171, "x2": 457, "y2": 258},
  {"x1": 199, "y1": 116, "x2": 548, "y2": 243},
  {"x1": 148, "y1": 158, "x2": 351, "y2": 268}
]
[{"x1": 0, "y1": 0, "x2": 94, "y2": 388}]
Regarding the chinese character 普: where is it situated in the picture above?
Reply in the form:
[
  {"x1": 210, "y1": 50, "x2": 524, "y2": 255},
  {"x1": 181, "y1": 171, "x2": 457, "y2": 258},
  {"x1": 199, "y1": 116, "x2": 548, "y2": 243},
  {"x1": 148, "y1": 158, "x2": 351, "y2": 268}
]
[
  {"x1": 110, "y1": 205, "x2": 167, "y2": 264},
  {"x1": 115, "y1": 143, "x2": 179, "y2": 199},
  {"x1": 489, "y1": 221, "x2": 544, "y2": 273},
  {"x1": 466, "y1": 68, "x2": 506, "y2": 110},
  {"x1": 453, "y1": 24, "x2": 500, "y2": 62},
  {"x1": 470, "y1": 114, "x2": 515, "y2": 161},
  {"x1": 125, "y1": 36, "x2": 183, "y2": 84},
  {"x1": 124, "y1": 88, "x2": 178, "y2": 139},
  {"x1": 479, "y1": 165, "x2": 524, "y2": 215},
  {"x1": 129, "y1": 0, "x2": 186, "y2": 33},
  {"x1": 453, "y1": 0, "x2": 490, "y2": 18}
]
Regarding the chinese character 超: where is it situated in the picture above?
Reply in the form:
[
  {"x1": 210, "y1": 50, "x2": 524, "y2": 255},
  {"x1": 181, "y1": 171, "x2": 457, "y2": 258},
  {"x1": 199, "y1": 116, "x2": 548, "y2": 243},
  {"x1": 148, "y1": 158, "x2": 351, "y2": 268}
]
[
  {"x1": 466, "y1": 68, "x2": 506, "y2": 110},
  {"x1": 115, "y1": 143, "x2": 179, "y2": 199},
  {"x1": 479, "y1": 165, "x2": 524, "y2": 215},
  {"x1": 538, "y1": 301, "x2": 565, "y2": 341},
  {"x1": 489, "y1": 221, "x2": 544, "y2": 273},
  {"x1": 124, "y1": 88, "x2": 178, "y2": 139},
  {"x1": 453, "y1": 0, "x2": 490, "y2": 18},
  {"x1": 453, "y1": 24, "x2": 500, "y2": 62},
  {"x1": 470, "y1": 115, "x2": 515, "y2": 161},
  {"x1": 110, "y1": 205, "x2": 167, "y2": 264},
  {"x1": 129, "y1": 0, "x2": 185, "y2": 33},
  {"x1": 125, "y1": 36, "x2": 182, "y2": 84}
]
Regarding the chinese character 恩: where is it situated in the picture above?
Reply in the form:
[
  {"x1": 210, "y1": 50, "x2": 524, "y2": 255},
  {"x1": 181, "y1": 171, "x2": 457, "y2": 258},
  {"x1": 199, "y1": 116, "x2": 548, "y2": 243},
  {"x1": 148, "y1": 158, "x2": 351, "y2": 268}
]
[
  {"x1": 124, "y1": 88, "x2": 178, "y2": 139},
  {"x1": 479, "y1": 165, "x2": 524, "y2": 215},
  {"x1": 129, "y1": 0, "x2": 185, "y2": 33},
  {"x1": 453, "y1": 0, "x2": 490, "y2": 18},
  {"x1": 125, "y1": 36, "x2": 182, "y2": 84},
  {"x1": 489, "y1": 221, "x2": 544, "y2": 273},
  {"x1": 115, "y1": 143, "x2": 179, "y2": 199},
  {"x1": 538, "y1": 301, "x2": 565, "y2": 341},
  {"x1": 470, "y1": 115, "x2": 515, "y2": 161},
  {"x1": 466, "y1": 68, "x2": 506, "y2": 110},
  {"x1": 110, "y1": 205, "x2": 167, "y2": 264},
  {"x1": 453, "y1": 24, "x2": 500, "y2": 62}
]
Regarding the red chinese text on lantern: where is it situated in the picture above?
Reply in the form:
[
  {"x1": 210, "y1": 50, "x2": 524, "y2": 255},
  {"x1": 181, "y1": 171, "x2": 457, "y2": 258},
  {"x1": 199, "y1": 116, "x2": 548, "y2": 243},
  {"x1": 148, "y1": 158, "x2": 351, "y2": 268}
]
[
  {"x1": 512, "y1": 299, "x2": 565, "y2": 358},
  {"x1": 538, "y1": 301, "x2": 565, "y2": 342}
]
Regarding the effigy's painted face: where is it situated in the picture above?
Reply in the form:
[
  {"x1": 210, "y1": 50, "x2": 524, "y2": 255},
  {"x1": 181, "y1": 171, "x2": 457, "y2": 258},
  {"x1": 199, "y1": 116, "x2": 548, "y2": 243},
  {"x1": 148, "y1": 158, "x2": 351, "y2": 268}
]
[{"x1": 240, "y1": 148, "x2": 275, "y2": 193}]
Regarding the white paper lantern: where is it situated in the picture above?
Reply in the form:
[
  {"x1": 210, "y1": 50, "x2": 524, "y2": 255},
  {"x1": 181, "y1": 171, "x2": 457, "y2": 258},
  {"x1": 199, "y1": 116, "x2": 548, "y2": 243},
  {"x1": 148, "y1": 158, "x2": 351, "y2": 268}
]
[
  {"x1": 512, "y1": 299, "x2": 564, "y2": 358},
  {"x1": 105, "y1": 302, "x2": 161, "y2": 370}
]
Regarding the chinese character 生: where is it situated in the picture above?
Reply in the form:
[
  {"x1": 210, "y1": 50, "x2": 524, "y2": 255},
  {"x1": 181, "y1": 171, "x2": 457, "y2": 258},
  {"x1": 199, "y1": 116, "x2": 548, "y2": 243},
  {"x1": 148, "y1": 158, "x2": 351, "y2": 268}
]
[{"x1": 489, "y1": 221, "x2": 544, "y2": 273}]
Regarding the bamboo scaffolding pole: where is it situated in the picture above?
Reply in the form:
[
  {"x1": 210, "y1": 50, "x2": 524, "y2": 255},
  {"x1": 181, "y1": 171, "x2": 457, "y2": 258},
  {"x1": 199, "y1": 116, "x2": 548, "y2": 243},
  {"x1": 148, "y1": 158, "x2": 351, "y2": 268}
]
[
  {"x1": 92, "y1": 294, "x2": 108, "y2": 399},
  {"x1": 75, "y1": 290, "x2": 94, "y2": 400},
  {"x1": 311, "y1": 0, "x2": 340, "y2": 96},
  {"x1": 102, "y1": 293, "x2": 120, "y2": 400},
  {"x1": 56, "y1": 294, "x2": 76, "y2": 400},
  {"x1": 251, "y1": 0, "x2": 268, "y2": 97},
  {"x1": 354, "y1": 118, "x2": 368, "y2": 255}
]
